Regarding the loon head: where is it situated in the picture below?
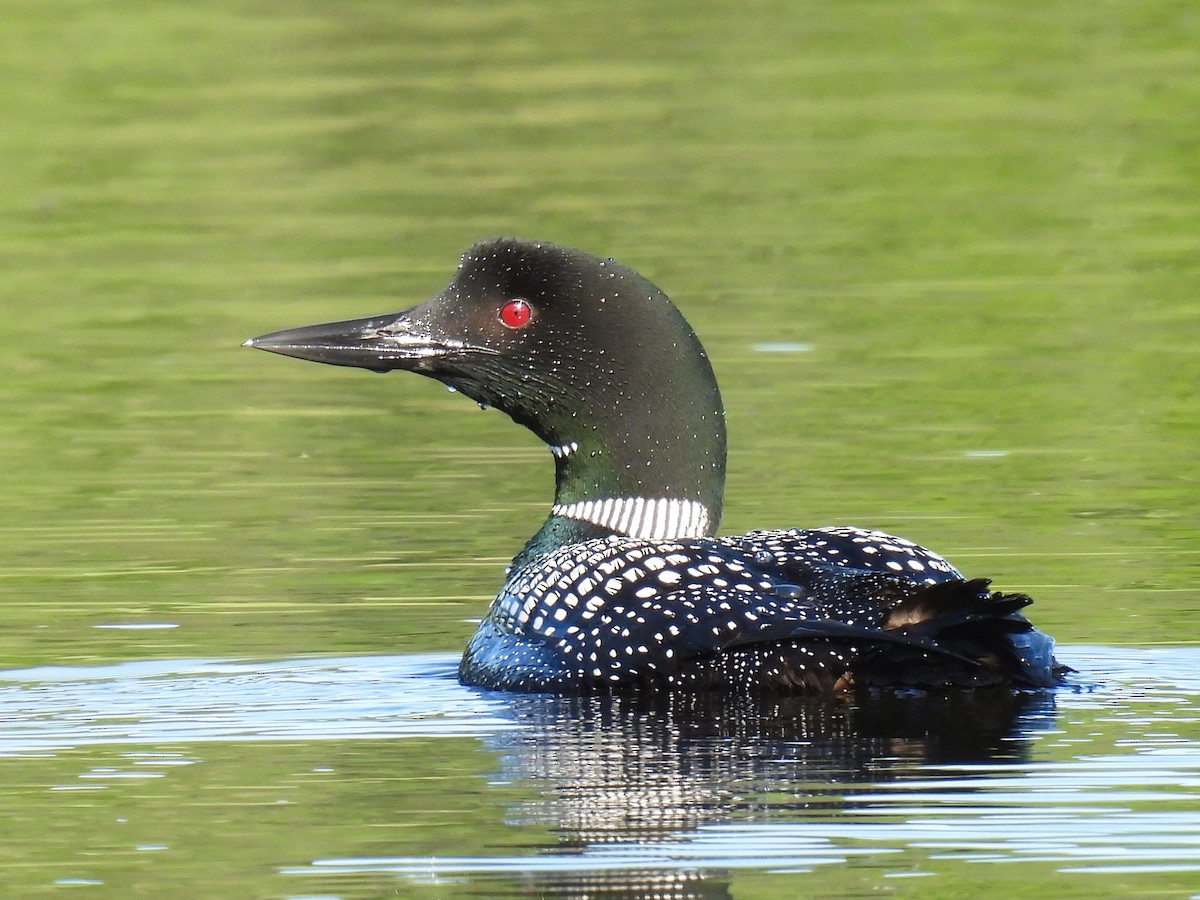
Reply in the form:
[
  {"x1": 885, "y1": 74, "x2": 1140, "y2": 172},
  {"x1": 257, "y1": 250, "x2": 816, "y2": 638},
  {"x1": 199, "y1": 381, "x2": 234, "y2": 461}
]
[{"x1": 246, "y1": 238, "x2": 727, "y2": 557}]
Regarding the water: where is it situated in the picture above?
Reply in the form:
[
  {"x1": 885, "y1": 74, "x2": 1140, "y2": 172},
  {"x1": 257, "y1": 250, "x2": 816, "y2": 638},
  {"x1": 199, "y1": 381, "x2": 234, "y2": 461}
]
[
  {"x1": 3, "y1": 0, "x2": 1199, "y2": 895},
  {"x1": 0, "y1": 648, "x2": 1198, "y2": 896}
]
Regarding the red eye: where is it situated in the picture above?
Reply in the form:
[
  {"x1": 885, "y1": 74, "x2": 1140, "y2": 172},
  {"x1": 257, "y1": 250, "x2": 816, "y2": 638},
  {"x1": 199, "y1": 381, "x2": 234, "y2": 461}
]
[{"x1": 499, "y1": 298, "x2": 533, "y2": 329}]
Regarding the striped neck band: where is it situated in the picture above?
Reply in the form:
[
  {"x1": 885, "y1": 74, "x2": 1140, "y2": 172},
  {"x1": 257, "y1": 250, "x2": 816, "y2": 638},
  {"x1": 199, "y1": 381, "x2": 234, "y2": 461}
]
[{"x1": 551, "y1": 497, "x2": 710, "y2": 540}]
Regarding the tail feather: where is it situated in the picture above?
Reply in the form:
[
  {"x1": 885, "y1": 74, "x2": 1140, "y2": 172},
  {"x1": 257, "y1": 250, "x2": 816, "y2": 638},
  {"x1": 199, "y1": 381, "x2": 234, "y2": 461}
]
[
  {"x1": 882, "y1": 578, "x2": 1031, "y2": 632},
  {"x1": 858, "y1": 578, "x2": 1063, "y2": 689},
  {"x1": 705, "y1": 576, "x2": 1066, "y2": 692}
]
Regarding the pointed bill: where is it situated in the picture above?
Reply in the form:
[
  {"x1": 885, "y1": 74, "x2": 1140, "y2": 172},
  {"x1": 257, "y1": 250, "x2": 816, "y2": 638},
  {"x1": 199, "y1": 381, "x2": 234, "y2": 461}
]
[{"x1": 243, "y1": 313, "x2": 465, "y2": 373}]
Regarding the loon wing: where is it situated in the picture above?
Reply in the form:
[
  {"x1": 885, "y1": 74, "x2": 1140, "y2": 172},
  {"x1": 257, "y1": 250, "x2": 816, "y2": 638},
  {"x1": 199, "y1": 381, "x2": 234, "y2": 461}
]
[
  {"x1": 661, "y1": 572, "x2": 1009, "y2": 657},
  {"x1": 656, "y1": 574, "x2": 1052, "y2": 688}
]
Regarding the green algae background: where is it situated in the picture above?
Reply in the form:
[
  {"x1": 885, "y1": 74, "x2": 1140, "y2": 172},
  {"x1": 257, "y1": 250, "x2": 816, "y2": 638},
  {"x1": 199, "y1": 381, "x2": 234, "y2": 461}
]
[{"x1": 2, "y1": 2, "x2": 1200, "y2": 897}]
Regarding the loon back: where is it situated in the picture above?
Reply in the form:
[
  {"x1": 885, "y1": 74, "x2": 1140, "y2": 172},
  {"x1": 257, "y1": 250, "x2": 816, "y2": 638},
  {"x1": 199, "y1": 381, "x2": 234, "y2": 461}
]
[{"x1": 245, "y1": 238, "x2": 1065, "y2": 694}]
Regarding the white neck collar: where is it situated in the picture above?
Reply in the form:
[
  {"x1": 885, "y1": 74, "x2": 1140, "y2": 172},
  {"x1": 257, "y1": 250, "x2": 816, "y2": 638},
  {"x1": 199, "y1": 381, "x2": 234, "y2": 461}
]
[{"x1": 550, "y1": 497, "x2": 710, "y2": 540}]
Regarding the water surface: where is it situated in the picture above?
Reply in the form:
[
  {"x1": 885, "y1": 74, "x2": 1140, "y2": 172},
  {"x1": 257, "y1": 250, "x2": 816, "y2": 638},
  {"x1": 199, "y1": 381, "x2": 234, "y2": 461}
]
[{"x1": 1, "y1": 648, "x2": 1199, "y2": 896}]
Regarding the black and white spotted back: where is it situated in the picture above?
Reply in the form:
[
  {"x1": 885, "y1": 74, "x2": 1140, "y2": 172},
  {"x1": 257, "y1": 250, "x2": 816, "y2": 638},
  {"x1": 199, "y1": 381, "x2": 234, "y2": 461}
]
[{"x1": 455, "y1": 526, "x2": 1053, "y2": 693}]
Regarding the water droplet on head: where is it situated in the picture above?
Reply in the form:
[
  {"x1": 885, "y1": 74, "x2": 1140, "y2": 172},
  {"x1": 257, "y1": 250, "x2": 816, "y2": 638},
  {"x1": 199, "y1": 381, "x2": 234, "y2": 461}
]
[{"x1": 753, "y1": 549, "x2": 774, "y2": 565}]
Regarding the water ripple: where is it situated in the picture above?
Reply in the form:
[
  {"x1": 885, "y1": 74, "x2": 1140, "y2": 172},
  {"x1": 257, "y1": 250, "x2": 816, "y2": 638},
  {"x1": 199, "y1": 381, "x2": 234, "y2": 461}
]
[
  {"x1": 1, "y1": 646, "x2": 1198, "y2": 891},
  {"x1": 0, "y1": 654, "x2": 511, "y2": 753}
]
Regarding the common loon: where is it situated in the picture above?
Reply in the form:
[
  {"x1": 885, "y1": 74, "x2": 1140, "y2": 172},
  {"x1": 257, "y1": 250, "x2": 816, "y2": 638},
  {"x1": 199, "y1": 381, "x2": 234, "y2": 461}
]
[{"x1": 245, "y1": 238, "x2": 1064, "y2": 694}]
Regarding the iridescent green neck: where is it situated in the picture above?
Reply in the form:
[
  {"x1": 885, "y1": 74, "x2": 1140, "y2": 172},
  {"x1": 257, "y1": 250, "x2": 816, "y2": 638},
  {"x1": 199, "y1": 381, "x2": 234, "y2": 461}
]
[{"x1": 513, "y1": 387, "x2": 727, "y2": 566}]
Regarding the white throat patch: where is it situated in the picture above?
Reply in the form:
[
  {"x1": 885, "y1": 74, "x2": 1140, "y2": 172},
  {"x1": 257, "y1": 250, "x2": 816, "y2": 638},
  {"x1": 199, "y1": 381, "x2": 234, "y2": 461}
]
[{"x1": 551, "y1": 497, "x2": 710, "y2": 540}]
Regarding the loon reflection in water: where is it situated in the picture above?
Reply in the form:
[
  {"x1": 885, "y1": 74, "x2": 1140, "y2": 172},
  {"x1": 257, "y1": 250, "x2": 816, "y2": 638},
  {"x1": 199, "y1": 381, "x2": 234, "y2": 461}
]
[{"x1": 246, "y1": 238, "x2": 1066, "y2": 694}]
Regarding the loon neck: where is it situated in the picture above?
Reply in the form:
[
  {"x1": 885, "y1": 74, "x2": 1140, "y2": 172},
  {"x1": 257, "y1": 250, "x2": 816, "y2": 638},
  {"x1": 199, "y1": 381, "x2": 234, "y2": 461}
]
[
  {"x1": 514, "y1": 388, "x2": 727, "y2": 567},
  {"x1": 551, "y1": 496, "x2": 712, "y2": 540},
  {"x1": 516, "y1": 496, "x2": 718, "y2": 570}
]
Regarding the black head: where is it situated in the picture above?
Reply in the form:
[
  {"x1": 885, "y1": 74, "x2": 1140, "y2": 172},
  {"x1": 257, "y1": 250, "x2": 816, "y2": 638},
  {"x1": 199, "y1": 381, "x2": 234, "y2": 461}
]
[{"x1": 246, "y1": 238, "x2": 727, "y2": 538}]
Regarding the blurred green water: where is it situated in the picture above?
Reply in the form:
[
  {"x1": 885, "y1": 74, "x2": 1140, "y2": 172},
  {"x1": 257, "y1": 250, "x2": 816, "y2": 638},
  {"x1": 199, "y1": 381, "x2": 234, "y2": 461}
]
[
  {"x1": 2, "y1": 2, "x2": 1200, "y2": 897},
  {"x1": 2, "y1": 0, "x2": 1198, "y2": 663}
]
